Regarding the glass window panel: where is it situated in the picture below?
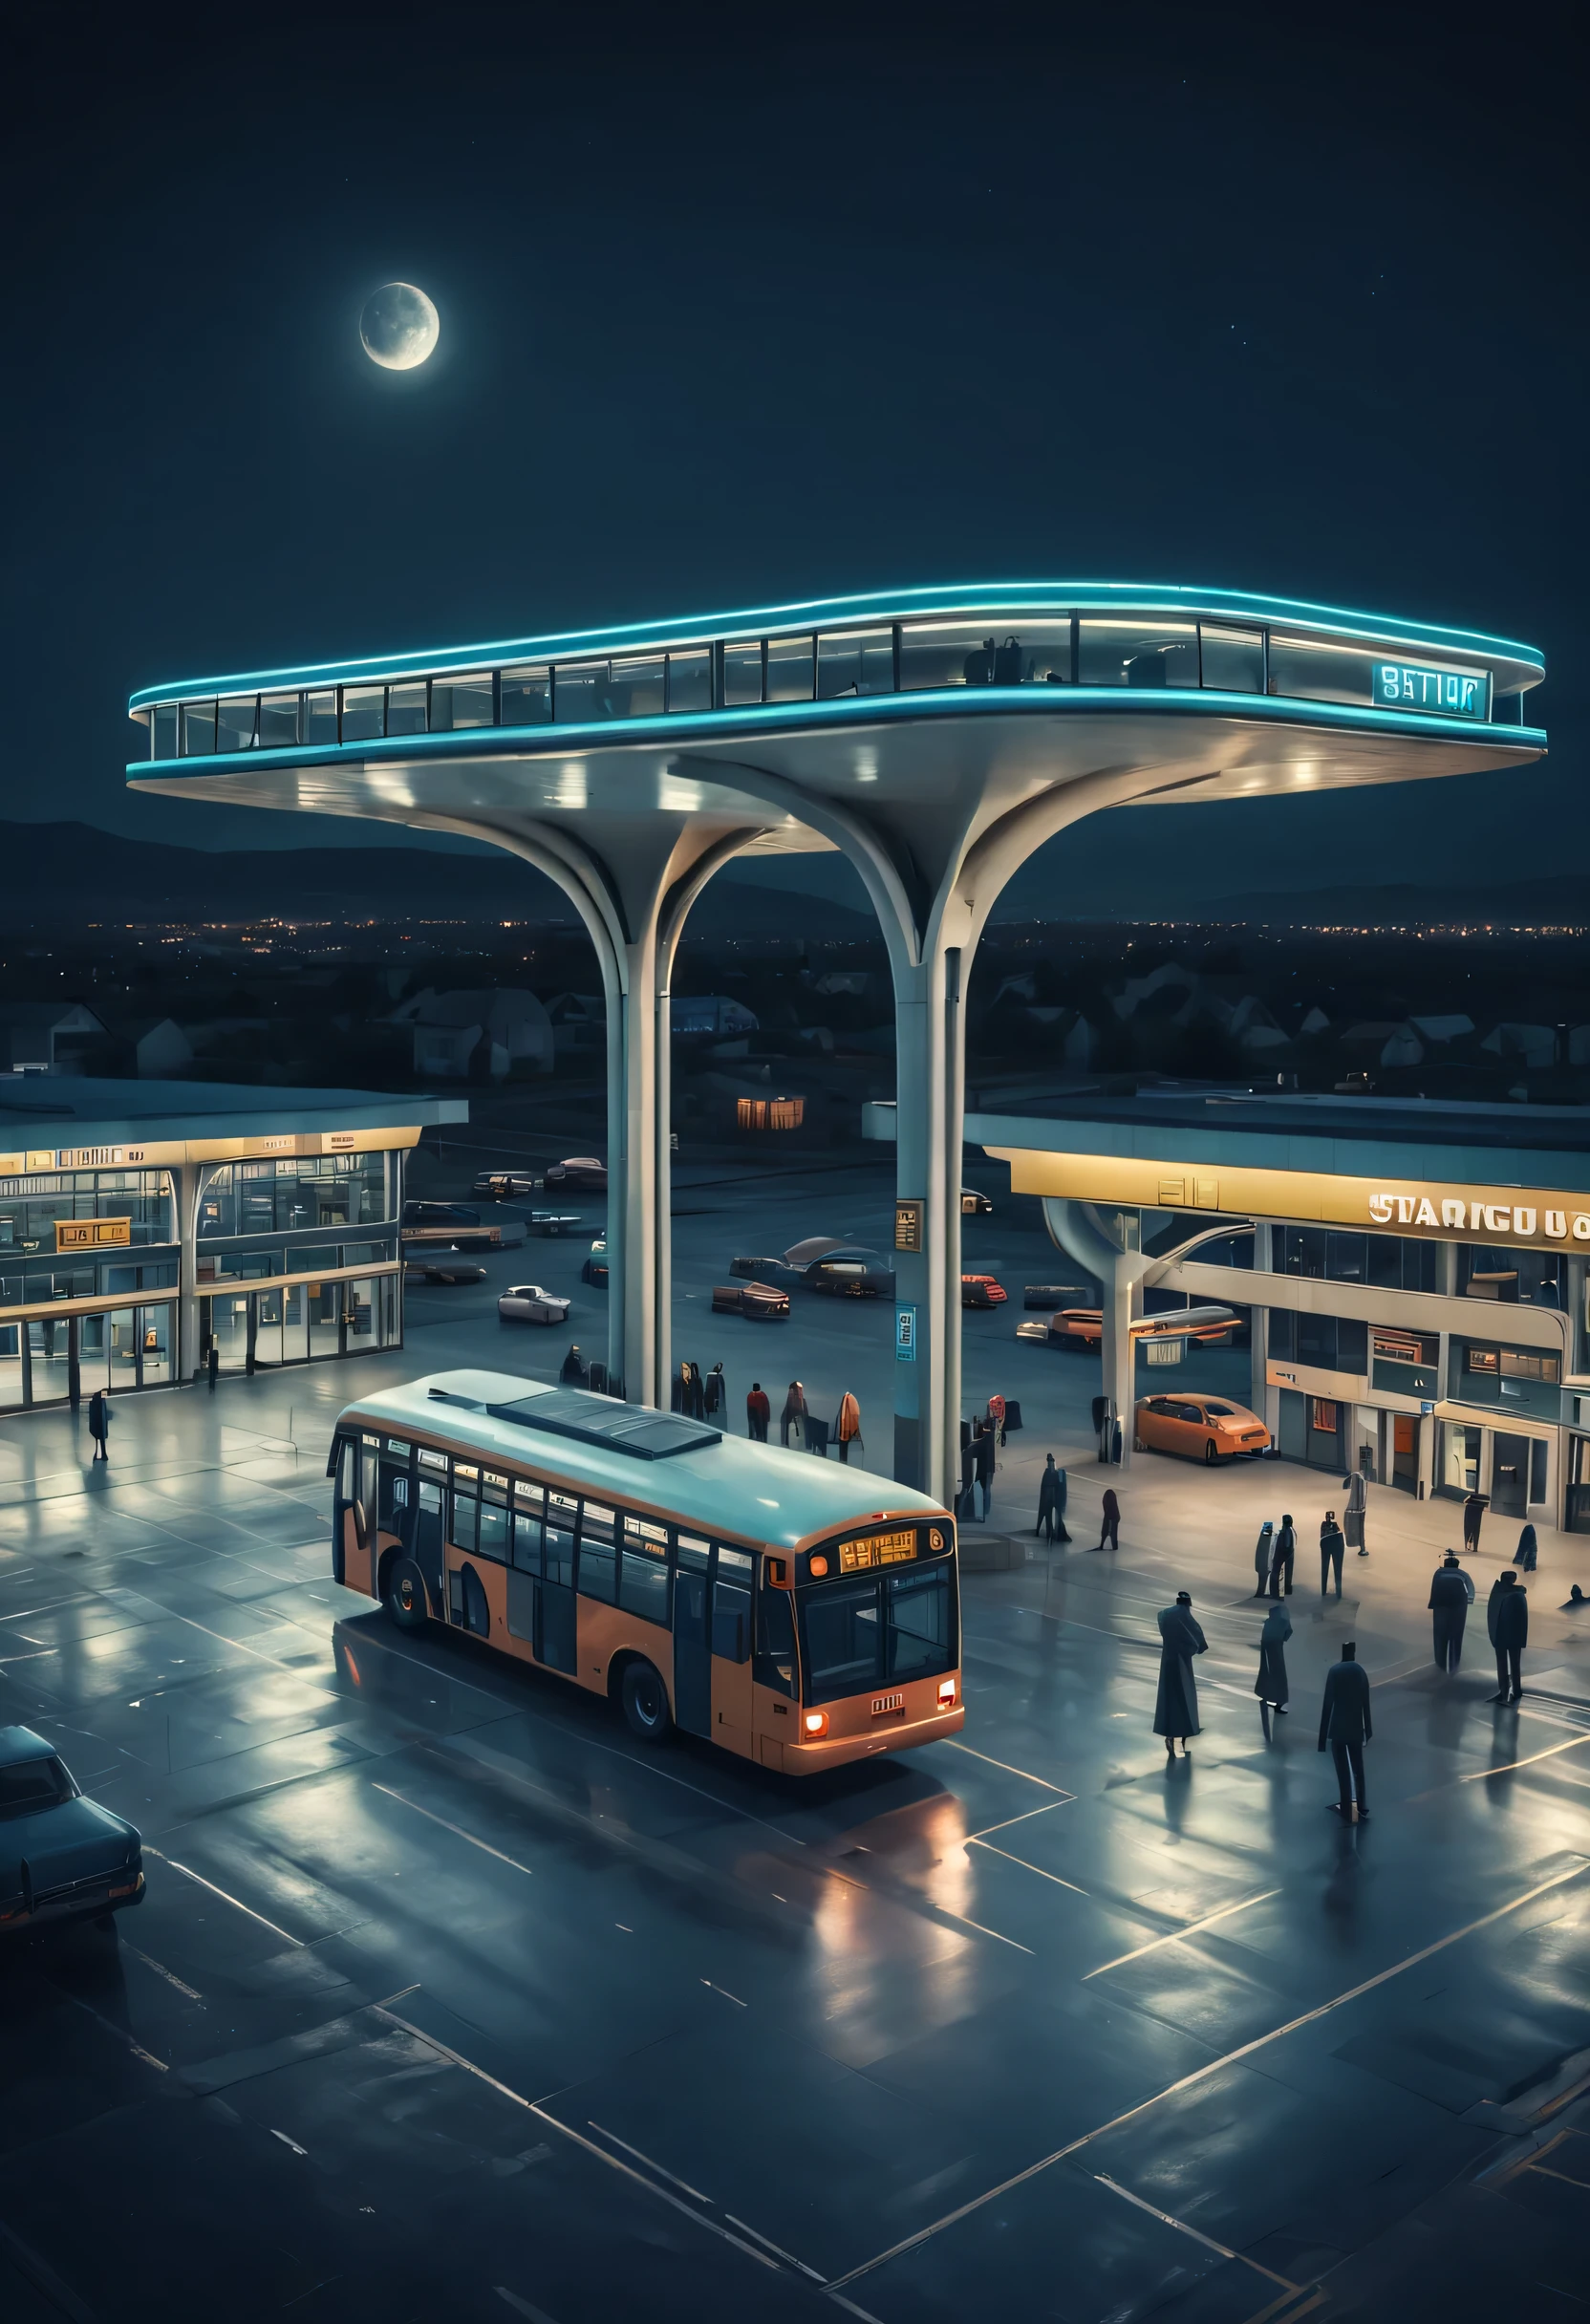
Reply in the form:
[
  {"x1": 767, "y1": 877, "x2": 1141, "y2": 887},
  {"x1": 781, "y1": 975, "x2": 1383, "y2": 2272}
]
[
  {"x1": 501, "y1": 666, "x2": 551, "y2": 724},
  {"x1": 1079, "y1": 619, "x2": 1199, "y2": 687},
  {"x1": 258, "y1": 692, "x2": 301, "y2": 748},
  {"x1": 1199, "y1": 625, "x2": 1264, "y2": 692},
  {"x1": 476, "y1": 1501, "x2": 508, "y2": 1561},
  {"x1": 618, "y1": 1547, "x2": 670, "y2": 1625},
  {"x1": 577, "y1": 1533, "x2": 616, "y2": 1603},
  {"x1": 304, "y1": 688, "x2": 338, "y2": 746},
  {"x1": 799, "y1": 1578, "x2": 880, "y2": 1701},
  {"x1": 721, "y1": 643, "x2": 763, "y2": 706},
  {"x1": 386, "y1": 680, "x2": 428, "y2": 736},
  {"x1": 765, "y1": 635, "x2": 815, "y2": 703},
  {"x1": 553, "y1": 662, "x2": 604, "y2": 721},
  {"x1": 900, "y1": 622, "x2": 998, "y2": 689},
  {"x1": 817, "y1": 629, "x2": 893, "y2": 699},
  {"x1": 432, "y1": 673, "x2": 497, "y2": 729},
  {"x1": 180, "y1": 700, "x2": 216, "y2": 756},
  {"x1": 543, "y1": 1514, "x2": 575, "y2": 1588},
  {"x1": 449, "y1": 1489, "x2": 479, "y2": 1552},
  {"x1": 1266, "y1": 635, "x2": 1376, "y2": 706},
  {"x1": 153, "y1": 704, "x2": 179, "y2": 759},
  {"x1": 885, "y1": 1566, "x2": 954, "y2": 1682},
  {"x1": 510, "y1": 1509, "x2": 543, "y2": 1573},
  {"x1": 215, "y1": 696, "x2": 257, "y2": 751},
  {"x1": 667, "y1": 650, "x2": 712, "y2": 712},
  {"x1": 606, "y1": 655, "x2": 665, "y2": 717},
  {"x1": 340, "y1": 685, "x2": 385, "y2": 742}
]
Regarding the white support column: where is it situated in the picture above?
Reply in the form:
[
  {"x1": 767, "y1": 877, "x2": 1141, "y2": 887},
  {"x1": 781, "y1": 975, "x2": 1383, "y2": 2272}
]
[
  {"x1": 892, "y1": 946, "x2": 963, "y2": 1505},
  {"x1": 1099, "y1": 1259, "x2": 1136, "y2": 1470},
  {"x1": 620, "y1": 931, "x2": 663, "y2": 1411}
]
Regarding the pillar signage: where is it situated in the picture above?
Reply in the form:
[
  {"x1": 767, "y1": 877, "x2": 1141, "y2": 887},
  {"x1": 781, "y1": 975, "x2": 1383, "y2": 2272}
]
[
  {"x1": 895, "y1": 1304, "x2": 917, "y2": 1361},
  {"x1": 1374, "y1": 661, "x2": 1487, "y2": 720},
  {"x1": 894, "y1": 1199, "x2": 924, "y2": 1253}
]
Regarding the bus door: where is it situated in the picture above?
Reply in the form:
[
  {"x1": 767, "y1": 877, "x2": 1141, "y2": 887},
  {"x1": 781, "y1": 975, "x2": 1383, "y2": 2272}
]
[
  {"x1": 671, "y1": 1533, "x2": 713, "y2": 1737},
  {"x1": 376, "y1": 1441, "x2": 414, "y2": 1554},
  {"x1": 413, "y1": 1452, "x2": 448, "y2": 1611},
  {"x1": 711, "y1": 1546, "x2": 755, "y2": 1754}
]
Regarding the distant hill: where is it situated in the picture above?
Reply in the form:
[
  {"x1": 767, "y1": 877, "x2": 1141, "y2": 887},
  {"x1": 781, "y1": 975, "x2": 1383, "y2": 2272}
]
[{"x1": 1197, "y1": 875, "x2": 1590, "y2": 927}]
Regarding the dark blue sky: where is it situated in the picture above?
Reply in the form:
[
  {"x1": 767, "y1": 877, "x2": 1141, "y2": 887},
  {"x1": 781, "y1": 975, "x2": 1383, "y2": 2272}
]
[{"x1": 8, "y1": 1, "x2": 1583, "y2": 908}]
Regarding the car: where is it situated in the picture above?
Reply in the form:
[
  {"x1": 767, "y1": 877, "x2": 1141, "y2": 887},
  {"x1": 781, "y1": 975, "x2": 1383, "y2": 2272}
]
[
  {"x1": 711, "y1": 1281, "x2": 790, "y2": 1318},
  {"x1": 498, "y1": 1283, "x2": 572, "y2": 1324},
  {"x1": 1022, "y1": 1283, "x2": 1089, "y2": 1310},
  {"x1": 806, "y1": 1247, "x2": 894, "y2": 1298},
  {"x1": 1, "y1": 1726, "x2": 144, "y2": 1937},
  {"x1": 471, "y1": 1170, "x2": 537, "y2": 1198},
  {"x1": 404, "y1": 1259, "x2": 489, "y2": 1286},
  {"x1": 1018, "y1": 1303, "x2": 1237, "y2": 1351},
  {"x1": 526, "y1": 1211, "x2": 583, "y2": 1237},
  {"x1": 730, "y1": 1254, "x2": 807, "y2": 1290},
  {"x1": 401, "y1": 1199, "x2": 500, "y2": 1253},
  {"x1": 1136, "y1": 1394, "x2": 1272, "y2": 1462},
  {"x1": 961, "y1": 1273, "x2": 1007, "y2": 1306},
  {"x1": 544, "y1": 1155, "x2": 608, "y2": 1192},
  {"x1": 961, "y1": 1187, "x2": 994, "y2": 1216},
  {"x1": 582, "y1": 1237, "x2": 609, "y2": 1287},
  {"x1": 1019, "y1": 1306, "x2": 1107, "y2": 1348}
]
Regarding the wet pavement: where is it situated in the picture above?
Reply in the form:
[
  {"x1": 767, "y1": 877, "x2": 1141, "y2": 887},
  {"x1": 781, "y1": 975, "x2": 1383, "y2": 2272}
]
[{"x1": 3, "y1": 1164, "x2": 1589, "y2": 2322}]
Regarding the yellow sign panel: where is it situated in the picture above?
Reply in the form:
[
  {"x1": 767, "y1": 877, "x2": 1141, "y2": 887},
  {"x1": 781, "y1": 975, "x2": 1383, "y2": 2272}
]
[
  {"x1": 894, "y1": 1199, "x2": 924, "y2": 1253},
  {"x1": 985, "y1": 1147, "x2": 1590, "y2": 1256},
  {"x1": 839, "y1": 1529, "x2": 917, "y2": 1573},
  {"x1": 55, "y1": 1217, "x2": 132, "y2": 1252}
]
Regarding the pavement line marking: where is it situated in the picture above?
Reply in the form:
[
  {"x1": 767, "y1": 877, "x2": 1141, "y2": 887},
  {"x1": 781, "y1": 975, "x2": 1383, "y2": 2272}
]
[
  {"x1": 146, "y1": 1847, "x2": 305, "y2": 1947},
  {"x1": 1233, "y1": 2290, "x2": 1314, "y2": 2324},
  {"x1": 372, "y1": 1783, "x2": 536, "y2": 1877},
  {"x1": 1094, "y1": 2174, "x2": 1300, "y2": 2290},
  {"x1": 1528, "y1": 2161, "x2": 1590, "y2": 2189},
  {"x1": 967, "y1": 1800, "x2": 1071, "y2": 1840},
  {"x1": 827, "y1": 2294, "x2": 888, "y2": 2323},
  {"x1": 495, "y1": 2292, "x2": 561, "y2": 2323},
  {"x1": 701, "y1": 1978, "x2": 748, "y2": 2006},
  {"x1": 1462, "y1": 1730, "x2": 1590, "y2": 1779},
  {"x1": 54, "y1": 1987, "x2": 169, "y2": 2074},
  {"x1": 270, "y1": 2127, "x2": 309, "y2": 2155},
  {"x1": 373, "y1": 2007, "x2": 780, "y2": 2271},
  {"x1": 967, "y1": 1837, "x2": 1089, "y2": 1897},
  {"x1": 1084, "y1": 1890, "x2": 1283, "y2": 1979},
  {"x1": 589, "y1": 2120, "x2": 711, "y2": 2202},
  {"x1": 945, "y1": 1738, "x2": 1071, "y2": 1792},
  {"x1": 823, "y1": 1857, "x2": 1589, "y2": 2291},
  {"x1": 935, "y1": 1903, "x2": 1035, "y2": 1952},
  {"x1": 123, "y1": 1943, "x2": 204, "y2": 2003},
  {"x1": 0, "y1": 2218, "x2": 99, "y2": 2324},
  {"x1": 724, "y1": 2214, "x2": 827, "y2": 2279}
]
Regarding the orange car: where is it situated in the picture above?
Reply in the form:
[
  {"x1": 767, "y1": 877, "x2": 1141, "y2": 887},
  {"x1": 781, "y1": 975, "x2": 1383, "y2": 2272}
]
[
  {"x1": 1135, "y1": 1394, "x2": 1272, "y2": 1463},
  {"x1": 961, "y1": 1274, "x2": 1007, "y2": 1306}
]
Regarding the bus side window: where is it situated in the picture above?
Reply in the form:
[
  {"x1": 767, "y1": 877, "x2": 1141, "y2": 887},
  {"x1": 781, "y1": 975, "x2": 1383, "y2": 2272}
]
[
  {"x1": 713, "y1": 1580, "x2": 751, "y2": 1663},
  {"x1": 754, "y1": 1585, "x2": 796, "y2": 1696},
  {"x1": 576, "y1": 1500, "x2": 617, "y2": 1603},
  {"x1": 450, "y1": 1482, "x2": 479, "y2": 1553},
  {"x1": 378, "y1": 1459, "x2": 411, "y2": 1538}
]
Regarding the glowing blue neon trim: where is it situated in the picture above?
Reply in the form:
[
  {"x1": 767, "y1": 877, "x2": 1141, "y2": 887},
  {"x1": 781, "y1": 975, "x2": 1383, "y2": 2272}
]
[{"x1": 128, "y1": 581, "x2": 1544, "y2": 709}]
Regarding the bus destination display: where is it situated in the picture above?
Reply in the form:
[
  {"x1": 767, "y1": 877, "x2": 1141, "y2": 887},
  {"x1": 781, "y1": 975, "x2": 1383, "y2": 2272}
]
[{"x1": 840, "y1": 1529, "x2": 916, "y2": 1573}]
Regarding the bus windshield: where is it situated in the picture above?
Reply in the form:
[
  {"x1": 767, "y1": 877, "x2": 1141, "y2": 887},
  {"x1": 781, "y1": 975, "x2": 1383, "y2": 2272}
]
[{"x1": 796, "y1": 1564, "x2": 956, "y2": 1705}]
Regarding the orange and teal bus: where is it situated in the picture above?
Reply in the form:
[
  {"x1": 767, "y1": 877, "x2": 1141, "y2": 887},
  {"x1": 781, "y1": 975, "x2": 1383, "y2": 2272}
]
[{"x1": 328, "y1": 1368, "x2": 962, "y2": 1773}]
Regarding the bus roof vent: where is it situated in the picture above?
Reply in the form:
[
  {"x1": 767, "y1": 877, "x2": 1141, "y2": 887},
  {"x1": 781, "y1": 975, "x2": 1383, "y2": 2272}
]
[{"x1": 484, "y1": 1388, "x2": 721, "y2": 1460}]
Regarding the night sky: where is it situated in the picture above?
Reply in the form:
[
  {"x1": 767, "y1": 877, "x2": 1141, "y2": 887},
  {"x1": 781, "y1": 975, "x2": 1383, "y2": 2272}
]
[{"x1": 8, "y1": 2, "x2": 1584, "y2": 911}]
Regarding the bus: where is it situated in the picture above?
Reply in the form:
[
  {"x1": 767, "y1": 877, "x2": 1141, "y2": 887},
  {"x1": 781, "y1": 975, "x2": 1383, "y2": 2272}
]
[{"x1": 327, "y1": 1368, "x2": 962, "y2": 1773}]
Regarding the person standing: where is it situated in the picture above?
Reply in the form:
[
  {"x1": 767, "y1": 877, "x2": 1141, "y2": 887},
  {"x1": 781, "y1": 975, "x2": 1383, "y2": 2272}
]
[
  {"x1": 973, "y1": 1421, "x2": 996, "y2": 1520},
  {"x1": 1320, "y1": 1511, "x2": 1345, "y2": 1599},
  {"x1": 703, "y1": 1362, "x2": 726, "y2": 1421},
  {"x1": 1253, "y1": 1519, "x2": 1274, "y2": 1598},
  {"x1": 988, "y1": 1392, "x2": 1007, "y2": 1448},
  {"x1": 206, "y1": 1343, "x2": 220, "y2": 1392},
  {"x1": 1344, "y1": 1469, "x2": 1368, "y2": 1559},
  {"x1": 1462, "y1": 1488, "x2": 1487, "y2": 1556},
  {"x1": 1513, "y1": 1522, "x2": 1538, "y2": 1573},
  {"x1": 780, "y1": 1381, "x2": 806, "y2": 1449},
  {"x1": 1154, "y1": 1591, "x2": 1206, "y2": 1757},
  {"x1": 1256, "y1": 1601, "x2": 1292, "y2": 1716},
  {"x1": 1037, "y1": 1455, "x2": 1069, "y2": 1543},
  {"x1": 745, "y1": 1381, "x2": 770, "y2": 1442},
  {"x1": 1319, "y1": 1641, "x2": 1372, "y2": 1818},
  {"x1": 1489, "y1": 1569, "x2": 1528, "y2": 1703},
  {"x1": 1269, "y1": 1514, "x2": 1297, "y2": 1598},
  {"x1": 835, "y1": 1391, "x2": 862, "y2": 1464},
  {"x1": 87, "y1": 1387, "x2": 112, "y2": 1463},
  {"x1": 1429, "y1": 1550, "x2": 1470, "y2": 1672},
  {"x1": 1096, "y1": 1485, "x2": 1121, "y2": 1553}
]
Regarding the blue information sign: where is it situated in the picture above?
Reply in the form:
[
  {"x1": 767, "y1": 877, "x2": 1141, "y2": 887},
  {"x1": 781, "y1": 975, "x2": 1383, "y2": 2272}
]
[
  {"x1": 895, "y1": 1305, "x2": 917, "y2": 1362},
  {"x1": 1374, "y1": 661, "x2": 1488, "y2": 720}
]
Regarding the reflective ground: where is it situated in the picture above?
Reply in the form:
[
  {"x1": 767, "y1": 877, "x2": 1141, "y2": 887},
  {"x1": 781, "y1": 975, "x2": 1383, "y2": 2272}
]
[{"x1": 3, "y1": 1164, "x2": 1588, "y2": 2322}]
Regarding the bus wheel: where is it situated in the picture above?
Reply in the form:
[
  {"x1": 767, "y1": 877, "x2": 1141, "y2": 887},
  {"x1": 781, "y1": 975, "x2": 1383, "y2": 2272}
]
[
  {"x1": 383, "y1": 1556, "x2": 429, "y2": 1632},
  {"x1": 620, "y1": 1660, "x2": 672, "y2": 1743}
]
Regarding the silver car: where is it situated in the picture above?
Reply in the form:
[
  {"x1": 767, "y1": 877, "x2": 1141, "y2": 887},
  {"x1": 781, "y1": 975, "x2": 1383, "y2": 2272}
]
[{"x1": 498, "y1": 1282, "x2": 571, "y2": 1325}]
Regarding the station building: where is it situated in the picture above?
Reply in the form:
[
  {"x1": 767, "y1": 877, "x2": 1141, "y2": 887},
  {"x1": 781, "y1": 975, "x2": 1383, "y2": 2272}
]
[
  {"x1": 970, "y1": 1087, "x2": 1590, "y2": 1534},
  {"x1": 0, "y1": 1079, "x2": 463, "y2": 1414}
]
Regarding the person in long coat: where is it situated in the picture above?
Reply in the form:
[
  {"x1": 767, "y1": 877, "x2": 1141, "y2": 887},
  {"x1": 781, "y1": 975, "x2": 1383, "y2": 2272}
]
[
  {"x1": 1097, "y1": 1486, "x2": 1121, "y2": 1553},
  {"x1": 560, "y1": 1344, "x2": 588, "y2": 1388},
  {"x1": 780, "y1": 1381, "x2": 806, "y2": 1448},
  {"x1": 703, "y1": 1362, "x2": 726, "y2": 1421},
  {"x1": 1269, "y1": 1514, "x2": 1297, "y2": 1598},
  {"x1": 834, "y1": 1391, "x2": 862, "y2": 1463},
  {"x1": 1462, "y1": 1488, "x2": 1487, "y2": 1555},
  {"x1": 1344, "y1": 1469, "x2": 1368, "y2": 1559},
  {"x1": 1489, "y1": 1569, "x2": 1528, "y2": 1702},
  {"x1": 1253, "y1": 1519, "x2": 1274, "y2": 1597},
  {"x1": 1512, "y1": 1522, "x2": 1538, "y2": 1573},
  {"x1": 1319, "y1": 1642, "x2": 1372, "y2": 1818},
  {"x1": 1154, "y1": 1591, "x2": 1207, "y2": 1756},
  {"x1": 1320, "y1": 1512, "x2": 1345, "y2": 1598},
  {"x1": 1037, "y1": 1455, "x2": 1070, "y2": 1542},
  {"x1": 1429, "y1": 1550, "x2": 1470, "y2": 1672},
  {"x1": 1256, "y1": 1602, "x2": 1291, "y2": 1713}
]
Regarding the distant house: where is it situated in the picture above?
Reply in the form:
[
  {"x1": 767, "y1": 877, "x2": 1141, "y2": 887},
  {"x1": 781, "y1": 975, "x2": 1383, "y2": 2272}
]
[
  {"x1": 0, "y1": 1001, "x2": 106, "y2": 1073},
  {"x1": 126, "y1": 1019, "x2": 194, "y2": 1077},
  {"x1": 389, "y1": 987, "x2": 554, "y2": 1079},
  {"x1": 1481, "y1": 1022, "x2": 1558, "y2": 1068},
  {"x1": 545, "y1": 992, "x2": 606, "y2": 1059},
  {"x1": 669, "y1": 995, "x2": 760, "y2": 1038}
]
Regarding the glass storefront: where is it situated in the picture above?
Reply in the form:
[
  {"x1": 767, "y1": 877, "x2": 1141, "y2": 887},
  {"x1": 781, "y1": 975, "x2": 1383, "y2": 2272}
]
[
  {"x1": 0, "y1": 1302, "x2": 176, "y2": 1413},
  {"x1": 197, "y1": 1153, "x2": 391, "y2": 1238},
  {"x1": 202, "y1": 1272, "x2": 398, "y2": 1374},
  {"x1": 0, "y1": 1168, "x2": 174, "y2": 1255}
]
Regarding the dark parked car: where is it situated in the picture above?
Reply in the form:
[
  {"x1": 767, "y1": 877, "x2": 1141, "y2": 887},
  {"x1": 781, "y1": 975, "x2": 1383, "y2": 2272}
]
[
  {"x1": 582, "y1": 1237, "x2": 610, "y2": 1286},
  {"x1": 472, "y1": 1170, "x2": 537, "y2": 1198},
  {"x1": 712, "y1": 1281, "x2": 790, "y2": 1319},
  {"x1": 404, "y1": 1259, "x2": 489, "y2": 1286},
  {"x1": 544, "y1": 1155, "x2": 608, "y2": 1192},
  {"x1": 1, "y1": 1727, "x2": 143, "y2": 1937},
  {"x1": 730, "y1": 1253, "x2": 807, "y2": 1291},
  {"x1": 961, "y1": 1274, "x2": 1008, "y2": 1308},
  {"x1": 806, "y1": 1247, "x2": 894, "y2": 1298},
  {"x1": 401, "y1": 1200, "x2": 500, "y2": 1253}
]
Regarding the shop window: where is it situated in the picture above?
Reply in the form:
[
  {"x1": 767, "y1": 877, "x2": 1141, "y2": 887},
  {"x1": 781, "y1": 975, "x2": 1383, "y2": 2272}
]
[
  {"x1": 433, "y1": 673, "x2": 498, "y2": 729},
  {"x1": 720, "y1": 642, "x2": 763, "y2": 706},
  {"x1": 817, "y1": 629, "x2": 894, "y2": 699},
  {"x1": 215, "y1": 695, "x2": 258, "y2": 751},
  {"x1": 340, "y1": 685, "x2": 385, "y2": 742},
  {"x1": 1198, "y1": 625, "x2": 1263, "y2": 692},
  {"x1": 1373, "y1": 1327, "x2": 1438, "y2": 1368},
  {"x1": 666, "y1": 650, "x2": 712, "y2": 712},
  {"x1": 386, "y1": 681, "x2": 428, "y2": 736},
  {"x1": 1310, "y1": 1397, "x2": 1339, "y2": 1433},
  {"x1": 1078, "y1": 618, "x2": 1199, "y2": 687},
  {"x1": 259, "y1": 692, "x2": 301, "y2": 748},
  {"x1": 765, "y1": 635, "x2": 815, "y2": 703}
]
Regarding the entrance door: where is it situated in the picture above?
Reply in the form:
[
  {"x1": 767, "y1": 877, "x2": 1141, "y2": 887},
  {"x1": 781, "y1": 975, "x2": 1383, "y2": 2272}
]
[
  {"x1": 537, "y1": 1496, "x2": 578, "y2": 1673},
  {"x1": 672, "y1": 1538, "x2": 712, "y2": 1737},
  {"x1": 413, "y1": 1474, "x2": 446, "y2": 1608},
  {"x1": 710, "y1": 1547, "x2": 755, "y2": 1754},
  {"x1": 1491, "y1": 1433, "x2": 1530, "y2": 1519},
  {"x1": 1391, "y1": 1413, "x2": 1418, "y2": 1494}
]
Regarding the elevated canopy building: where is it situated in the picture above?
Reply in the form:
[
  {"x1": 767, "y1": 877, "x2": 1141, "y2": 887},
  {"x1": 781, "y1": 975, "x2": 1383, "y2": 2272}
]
[{"x1": 129, "y1": 584, "x2": 1546, "y2": 1500}]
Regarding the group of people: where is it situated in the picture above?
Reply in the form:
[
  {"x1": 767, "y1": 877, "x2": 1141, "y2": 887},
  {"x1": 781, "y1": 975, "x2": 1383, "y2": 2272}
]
[
  {"x1": 741, "y1": 1379, "x2": 864, "y2": 1461},
  {"x1": 1429, "y1": 1550, "x2": 1532, "y2": 1700},
  {"x1": 1157, "y1": 1594, "x2": 1375, "y2": 1817},
  {"x1": 1253, "y1": 1474, "x2": 1368, "y2": 1601},
  {"x1": 1033, "y1": 1457, "x2": 1121, "y2": 1550}
]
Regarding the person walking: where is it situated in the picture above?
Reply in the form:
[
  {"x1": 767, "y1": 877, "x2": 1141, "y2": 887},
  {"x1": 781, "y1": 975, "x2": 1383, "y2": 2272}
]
[
  {"x1": 1489, "y1": 1568, "x2": 1528, "y2": 1703},
  {"x1": 1096, "y1": 1485, "x2": 1121, "y2": 1553},
  {"x1": 1512, "y1": 1522, "x2": 1538, "y2": 1573},
  {"x1": 1344, "y1": 1469, "x2": 1369, "y2": 1559},
  {"x1": 1269, "y1": 1514, "x2": 1297, "y2": 1599},
  {"x1": 834, "y1": 1391, "x2": 862, "y2": 1464},
  {"x1": 1429, "y1": 1550, "x2": 1471, "y2": 1672},
  {"x1": 1461, "y1": 1488, "x2": 1487, "y2": 1556},
  {"x1": 780, "y1": 1381, "x2": 806, "y2": 1449},
  {"x1": 1253, "y1": 1519, "x2": 1274, "y2": 1598},
  {"x1": 87, "y1": 1388, "x2": 112, "y2": 1463},
  {"x1": 1320, "y1": 1511, "x2": 1345, "y2": 1599},
  {"x1": 1256, "y1": 1601, "x2": 1292, "y2": 1716},
  {"x1": 973, "y1": 1421, "x2": 996, "y2": 1520},
  {"x1": 1319, "y1": 1641, "x2": 1372, "y2": 1819},
  {"x1": 745, "y1": 1381, "x2": 770, "y2": 1441},
  {"x1": 1037, "y1": 1455, "x2": 1069, "y2": 1543},
  {"x1": 703, "y1": 1362, "x2": 726, "y2": 1422},
  {"x1": 1154, "y1": 1591, "x2": 1206, "y2": 1758}
]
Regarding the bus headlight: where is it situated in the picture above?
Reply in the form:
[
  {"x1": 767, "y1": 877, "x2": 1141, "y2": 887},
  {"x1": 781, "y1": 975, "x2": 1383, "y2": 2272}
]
[
  {"x1": 937, "y1": 1679, "x2": 957, "y2": 1707},
  {"x1": 803, "y1": 1711, "x2": 828, "y2": 1737}
]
